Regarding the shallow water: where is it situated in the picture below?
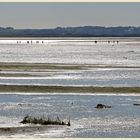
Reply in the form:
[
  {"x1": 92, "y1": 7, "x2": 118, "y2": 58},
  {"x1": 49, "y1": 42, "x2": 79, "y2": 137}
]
[
  {"x1": 0, "y1": 37, "x2": 140, "y2": 66},
  {"x1": 0, "y1": 68, "x2": 140, "y2": 87},
  {"x1": 0, "y1": 93, "x2": 140, "y2": 137}
]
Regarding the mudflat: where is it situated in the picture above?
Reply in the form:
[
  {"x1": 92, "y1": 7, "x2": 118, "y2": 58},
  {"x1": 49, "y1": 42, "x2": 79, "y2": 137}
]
[
  {"x1": 0, "y1": 125, "x2": 64, "y2": 136},
  {"x1": 0, "y1": 62, "x2": 140, "y2": 93},
  {"x1": 0, "y1": 62, "x2": 139, "y2": 71},
  {"x1": 0, "y1": 85, "x2": 140, "y2": 93}
]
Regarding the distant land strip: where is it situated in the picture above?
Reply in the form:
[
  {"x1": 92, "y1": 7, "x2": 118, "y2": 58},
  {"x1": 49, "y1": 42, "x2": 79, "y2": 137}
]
[
  {"x1": 0, "y1": 85, "x2": 140, "y2": 93},
  {"x1": 0, "y1": 26, "x2": 140, "y2": 37}
]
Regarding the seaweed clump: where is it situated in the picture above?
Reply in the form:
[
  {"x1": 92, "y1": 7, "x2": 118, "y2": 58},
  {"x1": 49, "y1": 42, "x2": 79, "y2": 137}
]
[{"x1": 20, "y1": 115, "x2": 71, "y2": 126}]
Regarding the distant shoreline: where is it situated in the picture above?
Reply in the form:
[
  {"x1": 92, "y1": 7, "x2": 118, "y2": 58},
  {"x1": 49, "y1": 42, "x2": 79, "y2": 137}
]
[{"x1": 0, "y1": 37, "x2": 139, "y2": 45}]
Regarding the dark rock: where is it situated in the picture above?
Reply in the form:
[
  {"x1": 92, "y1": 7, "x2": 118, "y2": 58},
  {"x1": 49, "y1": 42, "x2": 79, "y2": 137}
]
[
  {"x1": 128, "y1": 50, "x2": 134, "y2": 53},
  {"x1": 133, "y1": 103, "x2": 140, "y2": 106},
  {"x1": 18, "y1": 103, "x2": 22, "y2": 106},
  {"x1": 95, "y1": 104, "x2": 111, "y2": 109}
]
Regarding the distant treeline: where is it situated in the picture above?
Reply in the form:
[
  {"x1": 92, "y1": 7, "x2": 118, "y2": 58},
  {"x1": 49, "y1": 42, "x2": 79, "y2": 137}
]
[{"x1": 0, "y1": 26, "x2": 140, "y2": 37}]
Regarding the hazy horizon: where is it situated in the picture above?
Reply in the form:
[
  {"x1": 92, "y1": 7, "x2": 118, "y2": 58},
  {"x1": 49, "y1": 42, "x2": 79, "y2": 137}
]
[
  {"x1": 0, "y1": 3, "x2": 139, "y2": 29},
  {"x1": 1, "y1": 25, "x2": 140, "y2": 30}
]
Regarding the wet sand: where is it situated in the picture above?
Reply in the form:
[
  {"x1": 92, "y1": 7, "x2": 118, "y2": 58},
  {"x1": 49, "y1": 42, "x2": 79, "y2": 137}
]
[
  {"x1": 0, "y1": 125, "x2": 63, "y2": 136},
  {"x1": 0, "y1": 73, "x2": 37, "y2": 77},
  {"x1": 0, "y1": 62, "x2": 139, "y2": 71}
]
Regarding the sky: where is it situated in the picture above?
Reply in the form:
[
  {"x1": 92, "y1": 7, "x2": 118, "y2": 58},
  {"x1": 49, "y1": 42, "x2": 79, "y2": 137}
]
[{"x1": 0, "y1": 3, "x2": 139, "y2": 29}]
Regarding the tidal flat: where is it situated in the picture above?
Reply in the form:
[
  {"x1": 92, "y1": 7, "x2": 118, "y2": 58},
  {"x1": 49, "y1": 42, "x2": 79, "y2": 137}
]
[
  {"x1": 0, "y1": 85, "x2": 140, "y2": 93},
  {"x1": 0, "y1": 37, "x2": 140, "y2": 137}
]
